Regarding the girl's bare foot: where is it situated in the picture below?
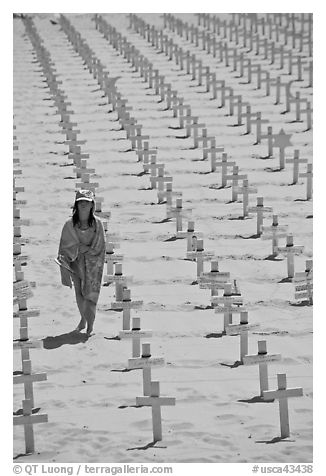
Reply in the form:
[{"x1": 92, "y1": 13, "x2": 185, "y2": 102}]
[
  {"x1": 75, "y1": 320, "x2": 86, "y2": 332},
  {"x1": 86, "y1": 328, "x2": 95, "y2": 338}
]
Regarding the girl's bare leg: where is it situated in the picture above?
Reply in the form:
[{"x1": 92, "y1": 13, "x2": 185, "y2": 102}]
[
  {"x1": 73, "y1": 278, "x2": 87, "y2": 331},
  {"x1": 84, "y1": 299, "x2": 97, "y2": 336}
]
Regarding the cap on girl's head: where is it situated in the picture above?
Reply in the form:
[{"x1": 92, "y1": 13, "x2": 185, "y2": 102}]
[{"x1": 75, "y1": 189, "x2": 95, "y2": 202}]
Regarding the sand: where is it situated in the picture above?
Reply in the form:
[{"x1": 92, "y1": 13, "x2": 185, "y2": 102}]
[{"x1": 13, "y1": 13, "x2": 313, "y2": 464}]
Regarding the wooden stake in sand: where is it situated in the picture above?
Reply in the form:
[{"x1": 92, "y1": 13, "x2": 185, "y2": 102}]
[
  {"x1": 262, "y1": 373, "x2": 303, "y2": 438},
  {"x1": 136, "y1": 381, "x2": 176, "y2": 442},
  {"x1": 261, "y1": 215, "x2": 288, "y2": 257},
  {"x1": 277, "y1": 234, "x2": 304, "y2": 279},
  {"x1": 242, "y1": 340, "x2": 282, "y2": 396},
  {"x1": 299, "y1": 163, "x2": 313, "y2": 200},
  {"x1": 13, "y1": 399, "x2": 48, "y2": 454},
  {"x1": 248, "y1": 196, "x2": 273, "y2": 236},
  {"x1": 128, "y1": 343, "x2": 165, "y2": 396},
  {"x1": 212, "y1": 283, "x2": 244, "y2": 331},
  {"x1": 225, "y1": 311, "x2": 259, "y2": 362},
  {"x1": 119, "y1": 317, "x2": 152, "y2": 357}
]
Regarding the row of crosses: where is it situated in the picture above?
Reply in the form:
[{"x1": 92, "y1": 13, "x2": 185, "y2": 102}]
[
  {"x1": 97, "y1": 13, "x2": 308, "y2": 437},
  {"x1": 58, "y1": 15, "x2": 177, "y2": 445},
  {"x1": 126, "y1": 14, "x2": 312, "y2": 201},
  {"x1": 13, "y1": 110, "x2": 48, "y2": 455}
]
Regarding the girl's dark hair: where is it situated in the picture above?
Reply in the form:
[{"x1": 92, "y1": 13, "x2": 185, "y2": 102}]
[{"x1": 72, "y1": 201, "x2": 96, "y2": 227}]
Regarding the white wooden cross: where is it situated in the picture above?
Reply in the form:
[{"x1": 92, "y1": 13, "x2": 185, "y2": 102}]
[
  {"x1": 13, "y1": 399, "x2": 48, "y2": 454},
  {"x1": 13, "y1": 248, "x2": 29, "y2": 267},
  {"x1": 167, "y1": 198, "x2": 192, "y2": 234},
  {"x1": 130, "y1": 126, "x2": 150, "y2": 150},
  {"x1": 240, "y1": 105, "x2": 259, "y2": 134},
  {"x1": 75, "y1": 173, "x2": 99, "y2": 192},
  {"x1": 105, "y1": 262, "x2": 130, "y2": 302},
  {"x1": 262, "y1": 373, "x2": 303, "y2": 438},
  {"x1": 142, "y1": 155, "x2": 164, "y2": 179},
  {"x1": 199, "y1": 260, "x2": 230, "y2": 299},
  {"x1": 293, "y1": 259, "x2": 313, "y2": 304},
  {"x1": 13, "y1": 280, "x2": 34, "y2": 307},
  {"x1": 271, "y1": 75, "x2": 290, "y2": 106},
  {"x1": 261, "y1": 214, "x2": 288, "y2": 257},
  {"x1": 233, "y1": 179, "x2": 258, "y2": 218},
  {"x1": 198, "y1": 127, "x2": 214, "y2": 150},
  {"x1": 225, "y1": 165, "x2": 247, "y2": 202},
  {"x1": 277, "y1": 234, "x2": 304, "y2": 279},
  {"x1": 122, "y1": 118, "x2": 138, "y2": 138},
  {"x1": 260, "y1": 70, "x2": 272, "y2": 97},
  {"x1": 178, "y1": 106, "x2": 192, "y2": 129},
  {"x1": 189, "y1": 122, "x2": 207, "y2": 148},
  {"x1": 301, "y1": 101, "x2": 312, "y2": 131},
  {"x1": 212, "y1": 283, "x2": 244, "y2": 331},
  {"x1": 111, "y1": 288, "x2": 143, "y2": 331},
  {"x1": 184, "y1": 115, "x2": 199, "y2": 138},
  {"x1": 235, "y1": 96, "x2": 250, "y2": 126},
  {"x1": 210, "y1": 78, "x2": 226, "y2": 102},
  {"x1": 14, "y1": 359, "x2": 47, "y2": 409},
  {"x1": 158, "y1": 181, "x2": 182, "y2": 208},
  {"x1": 243, "y1": 340, "x2": 282, "y2": 396},
  {"x1": 73, "y1": 159, "x2": 95, "y2": 179},
  {"x1": 299, "y1": 163, "x2": 313, "y2": 200},
  {"x1": 119, "y1": 317, "x2": 152, "y2": 357},
  {"x1": 13, "y1": 177, "x2": 24, "y2": 194},
  {"x1": 136, "y1": 141, "x2": 157, "y2": 163},
  {"x1": 288, "y1": 92, "x2": 308, "y2": 122},
  {"x1": 251, "y1": 112, "x2": 269, "y2": 144},
  {"x1": 285, "y1": 149, "x2": 308, "y2": 184},
  {"x1": 128, "y1": 343, "x2": 165, "y2": 396},
  {"x1": 175, "y1": 220, "x2": 203, "y2": 254},
  {"x1": 165, "y1": 89, "x2": 178, "y2": 110},
  {"x1": 228, "y1": 94, "x2": 243, "y2": 118},
  {"x1": 248, "y1": 196, "x2": 273, "y2": 236},
  {"x1": 64, "y1": 135, "x2": 86, "y2": 153},
  {"x1": 212, "y1": 153, "x2": 236, "y2": 187},
  {"x1": 172, "y1": 98, "x2": 187, "y2": 119},
  {"x1": 203, "y1": 137, "x2": 224, "y2": 162},
  {"x1": 60, "y1": 117, "x2": 78, "y2": 131},
  {"x1": 272, "y1": 128, "x2": 293, "y2": 170},
  {"x1": 225, "y1": 311, "x2": 259, "y2": 362},
  {"x1": 136, "y1": 381, "x2": 176, "y2": 442},
  {"x1": 186, "y1": 239, "x2": 215, "y2": 279},
  {"x1": 150, "y1": 165, "x2": 172, "y2": 192}
]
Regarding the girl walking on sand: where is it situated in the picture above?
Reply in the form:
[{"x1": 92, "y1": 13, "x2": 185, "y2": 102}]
[{"x1": 57, "y1": 189, "x2": 106, "y2": 337}]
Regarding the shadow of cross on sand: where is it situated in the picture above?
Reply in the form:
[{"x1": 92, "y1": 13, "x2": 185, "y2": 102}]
[{"x1": 42, "y1": 331, "x2": 88, "y2": 349}]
